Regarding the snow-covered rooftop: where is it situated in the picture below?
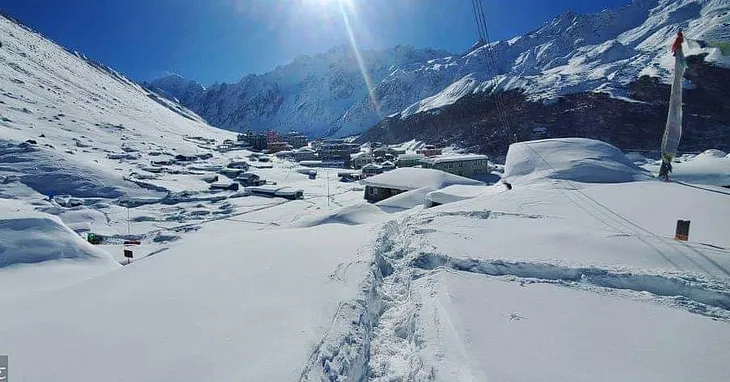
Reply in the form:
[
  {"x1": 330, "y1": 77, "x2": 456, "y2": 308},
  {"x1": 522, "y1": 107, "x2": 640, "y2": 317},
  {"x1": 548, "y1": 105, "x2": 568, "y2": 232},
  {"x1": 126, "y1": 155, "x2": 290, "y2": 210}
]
[
  {"x1": 361, "y1": 168, "x2": 485, "y2": 191},
  {"x1": 351, "y1": 151, "x2": 372, "y2": 159},
  {"x1": 421, "y1": 154, "x2": 489, "y2": 164},
  {"x1": 504, "y1": 138, "x2": 652, "y2": 185},
  {"x1": 397, "y1": 152, "x2": 425, "y2": 160}
]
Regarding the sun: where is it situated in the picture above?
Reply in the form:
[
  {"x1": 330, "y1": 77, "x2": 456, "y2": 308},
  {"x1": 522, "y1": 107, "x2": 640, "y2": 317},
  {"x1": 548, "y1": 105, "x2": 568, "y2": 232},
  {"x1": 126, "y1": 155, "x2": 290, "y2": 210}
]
[{"x1": 301, "y1": 0, "x2": 347, "y2": 9}]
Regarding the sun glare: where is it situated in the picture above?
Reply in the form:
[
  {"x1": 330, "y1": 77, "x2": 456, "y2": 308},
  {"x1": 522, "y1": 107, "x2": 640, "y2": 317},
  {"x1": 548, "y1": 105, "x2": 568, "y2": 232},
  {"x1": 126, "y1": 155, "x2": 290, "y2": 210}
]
[{"x1": 302, "y1": 0, "x2": 341, "y2": 8}]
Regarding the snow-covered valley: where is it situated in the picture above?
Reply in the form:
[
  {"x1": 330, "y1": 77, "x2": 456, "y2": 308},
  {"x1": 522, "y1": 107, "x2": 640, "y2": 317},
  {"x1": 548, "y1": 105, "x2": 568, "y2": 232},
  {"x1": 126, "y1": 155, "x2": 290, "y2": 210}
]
[{"x1": 1, "y1": 5, "x2": 730, "y2": 382}]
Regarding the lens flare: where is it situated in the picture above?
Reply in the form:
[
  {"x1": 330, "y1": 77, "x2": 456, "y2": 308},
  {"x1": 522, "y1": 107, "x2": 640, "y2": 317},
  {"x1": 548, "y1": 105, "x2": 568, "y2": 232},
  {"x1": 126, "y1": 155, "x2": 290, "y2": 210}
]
[{"x1": 338, "y1": 1, "x2": 381, "y2": 117}]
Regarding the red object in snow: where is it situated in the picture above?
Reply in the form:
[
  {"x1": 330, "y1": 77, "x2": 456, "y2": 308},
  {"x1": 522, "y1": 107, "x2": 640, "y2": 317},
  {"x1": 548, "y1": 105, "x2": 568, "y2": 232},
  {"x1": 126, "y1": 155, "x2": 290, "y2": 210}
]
[{"x1": 671, "y1": 30, "x2": 684, "y2": 54}]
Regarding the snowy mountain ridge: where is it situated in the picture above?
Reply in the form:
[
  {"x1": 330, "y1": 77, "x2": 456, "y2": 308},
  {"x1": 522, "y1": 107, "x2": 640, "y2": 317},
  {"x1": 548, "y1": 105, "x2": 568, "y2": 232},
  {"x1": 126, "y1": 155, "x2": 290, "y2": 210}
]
[
  {"x1": 147, "y1": 44, "x2": 450, "y2": 137},
  {"x1": 150, "y1": 0, "x2": 729, "y2": 138}
]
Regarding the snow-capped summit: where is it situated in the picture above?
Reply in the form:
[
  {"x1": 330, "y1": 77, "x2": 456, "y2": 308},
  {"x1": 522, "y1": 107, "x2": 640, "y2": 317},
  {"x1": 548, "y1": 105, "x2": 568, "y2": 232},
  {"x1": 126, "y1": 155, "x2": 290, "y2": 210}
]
[{"x1": 146, "y1": 73, "x2": 206, "y2": 105}]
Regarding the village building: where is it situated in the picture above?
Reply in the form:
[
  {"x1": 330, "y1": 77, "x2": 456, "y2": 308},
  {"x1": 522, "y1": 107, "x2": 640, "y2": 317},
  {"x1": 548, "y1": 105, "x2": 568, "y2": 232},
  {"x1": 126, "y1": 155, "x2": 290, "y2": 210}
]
[
  {"x1": 372, "y1": 146, "x2": 405, "y2": 161},
  {"x1": 298, "y1": 160, "x2": 345, "y2": 168},
  {"x1": 227, "y1": 160, "x2": 250, "y2": 170},
  {"x1": 380, "y1": 160, "x2": 396, "y2": 171},
  {"x1": 416, "y1": 145, "x2": 443, "y2": 157},
  {"x1": 275, "y1": 150, "x2": 294, "y2": 159},
  {"x1": 239, "y1": 132, "x2": 267, "y2": 151},
  {"x1": 395, "y1": 153, "x2": 425, "y2": 167},
  {"x1": 174, "y1": 154, "x2": 197, "y2": 162},
  {"x1": 360, "y1": 167, "x2": 485, "y2": 203},
  {"x1": 350, "y1": 151, "x2": 374, "y2": 169},
  {"x1": 314, "y1": 139, "x2": 361, "y2": 160},
  {"x1": 283, "y1": 132, "x2": 308, "y2": 148},
  {"x1": 265, "y1": 130, "x2": 281, "y2": 144},
  {"x1": 420, "y1": 154, "x2": 490, "y2": 177},
  {"x1": 294, "y1": 148, "x2": 318, "y2": 162},
  {"x1": 266, "y1": 141, "x2": 292, "y2": 153},
  {"x1": 209, "y1": 181, "x2": 240, "y2": 191},
  {"x1": 361, "y1": 163, "x2": 383, "y2": 178},
  {"x1": 235, "y1": 172, "x2": 264, "y2": 187}
]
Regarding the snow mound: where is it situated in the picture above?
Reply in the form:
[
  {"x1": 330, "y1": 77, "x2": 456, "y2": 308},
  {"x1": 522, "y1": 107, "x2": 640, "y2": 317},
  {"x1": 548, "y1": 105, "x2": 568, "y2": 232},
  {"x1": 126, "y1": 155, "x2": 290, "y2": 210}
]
[
  {"x1": 425, "y1": 184, "x2": 496, "y2": 207},
  {"x1": 375, "y1": 186, "x2": 434, "y2": 213},
  {"x1": 293, "y1": 203, "x2": 387, "y2": 227},
  {"x1": 624, "y1": 151, "x2": 652, "y2": 164},
  {"x1": 696, "y1": 149, "x2": 727, "y2": 159},
  {"x1": 361, "y1": 168, "x2": 485, "y2": 191},
  {"x1": 0, "y1": 205, "x2": 117, "y2": 268},
  {"x1": 504, "y1": 138, "x2": 651, "y2": 185}
]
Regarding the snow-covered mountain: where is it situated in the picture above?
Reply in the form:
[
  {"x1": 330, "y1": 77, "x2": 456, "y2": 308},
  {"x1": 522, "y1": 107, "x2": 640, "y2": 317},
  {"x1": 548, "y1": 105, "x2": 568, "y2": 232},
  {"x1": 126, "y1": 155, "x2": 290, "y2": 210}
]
[
  {"x1": 150, "y1": 0, "x2": 729, "y2": 139},
  {"x1": 394, "y1": 0, "x2": 729, "y2": 119},
  {"x1": 146, "y1": 45, "x2": 450, "y2": 137},
  {"x1": 0, "y1": 11, "x2": 232, "y2": 199}
]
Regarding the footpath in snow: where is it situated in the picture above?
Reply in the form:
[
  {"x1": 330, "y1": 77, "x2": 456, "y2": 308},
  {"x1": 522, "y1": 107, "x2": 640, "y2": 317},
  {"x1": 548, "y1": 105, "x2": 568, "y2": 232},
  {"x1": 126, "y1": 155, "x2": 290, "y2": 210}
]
[{"x1": 300, "y1": 139, "x2": 730, "y2": 381}]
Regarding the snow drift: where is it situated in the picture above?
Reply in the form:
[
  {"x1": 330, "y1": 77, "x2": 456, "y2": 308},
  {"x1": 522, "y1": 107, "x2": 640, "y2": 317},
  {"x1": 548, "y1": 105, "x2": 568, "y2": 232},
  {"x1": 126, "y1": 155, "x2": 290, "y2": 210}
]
[
  {"x1": 293, "y1": 202, "x2": 387, "y2": 227},
  {"x1": 361, "y1": 168, "x2": 485, "y2": 191},
  {"x1": 375, "y1": 186, "x2": 434, "y2": 213},
  {"x1": 0, "y1": 202, "x2": 117, "y2": 268},
  {"x1": 425, "y1": 184, "x2": 501, "y2": 207},
  {"x1": 503, "y1": 138, "x2": 652, "y2": 185}
]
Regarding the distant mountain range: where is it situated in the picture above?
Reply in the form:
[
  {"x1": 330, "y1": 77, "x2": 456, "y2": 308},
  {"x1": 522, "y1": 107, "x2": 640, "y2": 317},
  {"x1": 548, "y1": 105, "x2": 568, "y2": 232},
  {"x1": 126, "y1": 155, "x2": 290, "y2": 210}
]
[{"x1": 147, "y1": 0, "x2": 729, "y2": 153}]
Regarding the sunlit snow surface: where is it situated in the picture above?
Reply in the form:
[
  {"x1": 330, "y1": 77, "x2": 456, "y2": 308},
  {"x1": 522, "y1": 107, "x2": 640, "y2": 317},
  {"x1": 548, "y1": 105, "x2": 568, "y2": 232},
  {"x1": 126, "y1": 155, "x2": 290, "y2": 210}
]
[{"x1": 1, "y1": 11, "x2": 729, "y2": 382}]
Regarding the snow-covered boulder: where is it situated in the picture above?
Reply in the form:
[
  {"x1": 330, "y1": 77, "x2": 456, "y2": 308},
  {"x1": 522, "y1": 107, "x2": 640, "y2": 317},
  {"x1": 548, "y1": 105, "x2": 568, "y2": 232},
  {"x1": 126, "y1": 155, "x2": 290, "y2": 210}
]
[{"x1": 503, "y1": 138, "x2": 651, "y2": 185}]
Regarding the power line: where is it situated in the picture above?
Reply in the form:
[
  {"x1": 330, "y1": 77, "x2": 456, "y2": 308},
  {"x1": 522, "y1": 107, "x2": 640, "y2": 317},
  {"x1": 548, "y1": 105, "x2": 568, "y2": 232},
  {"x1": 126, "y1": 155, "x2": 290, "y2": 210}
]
[{"x1": 469, "y1": 0, "x2": 516, "y2": 148}]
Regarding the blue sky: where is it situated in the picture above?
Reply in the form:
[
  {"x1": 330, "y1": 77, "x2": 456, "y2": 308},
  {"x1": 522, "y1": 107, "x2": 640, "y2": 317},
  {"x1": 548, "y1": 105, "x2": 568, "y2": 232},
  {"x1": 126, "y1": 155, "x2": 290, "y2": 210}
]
[{"x1": 1, "y1": 0, "x2": 631, "y2": 85}]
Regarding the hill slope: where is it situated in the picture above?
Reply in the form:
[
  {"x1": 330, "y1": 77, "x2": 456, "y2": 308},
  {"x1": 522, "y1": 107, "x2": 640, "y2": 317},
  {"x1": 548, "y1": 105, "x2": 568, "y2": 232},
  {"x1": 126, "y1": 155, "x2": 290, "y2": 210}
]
[{"x1": 0, "y1": 12, "x2": 233, "y2": 199}]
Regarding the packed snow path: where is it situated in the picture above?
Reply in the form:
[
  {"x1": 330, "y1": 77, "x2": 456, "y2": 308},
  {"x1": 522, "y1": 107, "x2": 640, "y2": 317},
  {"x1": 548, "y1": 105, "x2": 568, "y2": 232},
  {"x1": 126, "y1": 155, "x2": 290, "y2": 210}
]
[{"x1": 301, "y1": 180, "x2": 730, "y2": 381}]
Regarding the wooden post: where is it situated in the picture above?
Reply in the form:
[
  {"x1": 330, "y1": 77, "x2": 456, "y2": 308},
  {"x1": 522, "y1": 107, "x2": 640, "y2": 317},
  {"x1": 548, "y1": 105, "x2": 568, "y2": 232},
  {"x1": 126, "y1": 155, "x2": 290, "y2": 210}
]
[{"x1": 675, "y1": 220, "x2": 690, "y2": 241}]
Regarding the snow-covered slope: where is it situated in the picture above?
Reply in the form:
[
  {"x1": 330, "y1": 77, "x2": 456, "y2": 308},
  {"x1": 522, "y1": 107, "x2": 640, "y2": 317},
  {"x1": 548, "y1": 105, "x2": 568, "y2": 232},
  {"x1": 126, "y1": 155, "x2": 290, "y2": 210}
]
[
  {"x1": 394, "y1": 0, "x2": 729, "y2": 120},
  {"x1": 150, "y1": 0, "x2": 729, "y2": 138},
  {"x1": 0, "y1": 13, "x2": 233, "y2": 200}
]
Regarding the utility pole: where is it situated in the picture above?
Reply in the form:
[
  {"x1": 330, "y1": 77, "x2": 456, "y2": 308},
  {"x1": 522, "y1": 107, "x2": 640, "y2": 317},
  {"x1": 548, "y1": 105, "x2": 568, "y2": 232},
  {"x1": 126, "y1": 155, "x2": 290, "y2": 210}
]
[{"x1": 327, "y1": 170, "x2": 330, "y2": 207}]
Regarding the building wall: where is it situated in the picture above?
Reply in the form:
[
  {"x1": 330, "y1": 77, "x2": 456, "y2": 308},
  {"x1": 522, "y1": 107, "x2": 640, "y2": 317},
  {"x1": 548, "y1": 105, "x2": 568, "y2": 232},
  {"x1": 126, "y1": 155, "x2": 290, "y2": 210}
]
[
  {"x1": 352, "y1": 156, "x2": 373, "y2": 169},
  {"x1": 396, "y1": 158, "x2": 422, "y2": 167},
  {"x1": 422, "y1": 158, "x2": 489, "y2": 177},
  {"x1": 364, "y1": 186, "x2": 405, "y2": 203}
]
